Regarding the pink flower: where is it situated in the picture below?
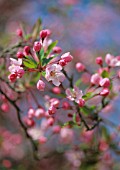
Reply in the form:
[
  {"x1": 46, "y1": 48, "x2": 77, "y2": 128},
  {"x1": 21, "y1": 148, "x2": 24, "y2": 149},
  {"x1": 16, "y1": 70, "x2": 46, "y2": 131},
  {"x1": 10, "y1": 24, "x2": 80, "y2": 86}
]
[
  {"x1": 66, "y1": 86, "x2": 83, "y2": 103},
  {"x1": 40, "y1": 30, "x2": 48, "y2": 39},
  {"x1": 8, "y1": 58, "x2": 24, "y2": 81},
  {"x1": 100, "y1": 88, "x2": 109, "y2": 96},
  {"x1": 53, "y1": 46, "x2": 62, "y2": 54},
  {"x1": 90, "y1": 73, "x2": 102, "y2": 85},
  {"x1": 105, "y1": 53, "x2": 120, "y2": 67},
  {"x1": 61, "y1": 52, "x2": 73, "y2": 63},
  {"x1": 99, "y1": 78, "x2": 110, "y2": 88},
  {"x1": 45, "y1": 64, "x2": 65, "y2": 86},
  {"x1": 37, "y1": 80, "x2": 45, "y2": 91},
  {"x1": 96, "y1": 57, "x2": 103, "y2": 65},
  {"x1": 33, "y1": 41, "x2": 42, "y2": 52},
  {"x1": 76, "y1": 62, "x2": 85, "y2": 72}
]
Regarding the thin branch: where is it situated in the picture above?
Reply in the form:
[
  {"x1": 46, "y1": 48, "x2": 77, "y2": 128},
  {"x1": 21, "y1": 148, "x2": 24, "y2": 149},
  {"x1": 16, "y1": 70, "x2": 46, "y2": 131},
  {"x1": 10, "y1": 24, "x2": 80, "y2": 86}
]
[{"x1": 0, "y1": 88, "x2": 39, "y2": 160}]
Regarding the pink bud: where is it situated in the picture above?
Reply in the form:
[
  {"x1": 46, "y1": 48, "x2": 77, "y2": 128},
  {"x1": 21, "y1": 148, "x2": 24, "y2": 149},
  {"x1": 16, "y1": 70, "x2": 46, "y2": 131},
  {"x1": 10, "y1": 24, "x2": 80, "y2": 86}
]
[
  {"x1": 78, "y1": 98, "x2": 85, "y2": 107},
  {"x1": 40, "y1": 29, "x2": 48, "y2": 39},
  {"x1": 48, "y1": 105, "x2": 56, "y2": 115},
  {"x1": 105, "y1": 53, "x2": 114, "y2": 65},
  {"x1": 16, "y1": 51, "x2": 24, "y2": 58},
  {"x1": 33, "y1": 41, "x2": 42, "y2": 52},
  {"x1": 96, "y1": 57, "x2": 103, "y2": 65},
  {"x1": 100, "y1": 88, "x2": 109, "y2": 96},
  {"x1": 8, "y1": 73, "x2": 17, "y2": 82},
  {"x1": 62, "y1": 101, "x2": 70, "y2": 109},
  {"x1": 2, "y1": 159, "x2": 12, "y2": 168},
  {"x1": 52, "y1": 87, "x2": 61, "y2": 94},
  {"x1": 90, "y1": 73, "x2": 102, "y2": 85},
  {"x1": 24, "y1": 46, "x2": 30, "y2": 55},
  {"x1": 99, "y1": 140, "x2": 108, "y2": 151},
  {"x1": 99, "y1": 78, "x2": 110, "y2": 88},
  {"x1": 16, "y1": 28, "x2": 23, "y2": 37},
  {"x1": 39, "y1": 136, "x2": 47, "y2": 144},
  {"x1": 27, "y1": 108, "x2": 35, "y2": 118},
  {"x1": 53, "y1": 46, "x2": 62, "y2": 54},
  {"x1": 59, "y1": 59, "x2": 67, "y2": 66},
  {"x1": 17, "y1": 69, "x2": 25, "y2": 78},
  {"x1": 47, "y1": 117, "x2": 54, "y2": 126},
  {"x1": 61, "y1": 52, "x2": 73, "y2": 62},
  {"x1": 50, "y1": 98, "x2": 60, "y2": 108},
  {"x1": 76, "y1": 62, "x2": 85, "y2": 72},
  {"x1": 1, "y1": 103, "x2": 9, "y2": 112},
  {"x1": 37, "y1": 80, "x2": 45, "y2": 91},
  {"x1": 25, "y1": 118, "x2": 35, "y2": 127},
  {"x1": 52, "y1": 125, "x2": 61, "y2": 134},
  {"x1": 34, "y1": 108, "x2": 45, "y2": 119}
]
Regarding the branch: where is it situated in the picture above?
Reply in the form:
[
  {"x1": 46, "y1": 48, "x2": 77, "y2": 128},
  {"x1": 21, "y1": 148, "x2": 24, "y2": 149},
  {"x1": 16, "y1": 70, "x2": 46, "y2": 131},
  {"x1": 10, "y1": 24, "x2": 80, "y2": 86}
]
[{"x1": 0, "y1": 88, "x2": 39, "y2": 160}]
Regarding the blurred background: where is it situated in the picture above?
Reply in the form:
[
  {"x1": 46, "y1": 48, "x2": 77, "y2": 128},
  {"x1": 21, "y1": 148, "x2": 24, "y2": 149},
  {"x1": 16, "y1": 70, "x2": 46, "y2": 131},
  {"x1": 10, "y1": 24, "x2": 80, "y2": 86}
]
[{"x1": 1, "y1": 0, "x2": 120, "y2": 169}]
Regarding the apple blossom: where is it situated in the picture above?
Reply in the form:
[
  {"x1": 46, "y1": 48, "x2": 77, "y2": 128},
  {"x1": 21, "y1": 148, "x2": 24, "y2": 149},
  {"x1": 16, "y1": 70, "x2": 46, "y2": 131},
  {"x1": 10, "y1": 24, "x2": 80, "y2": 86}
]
[
  {"x1": 66, "y1": 86, "x2": 83, "y2": 103},
  {"x1": 45, "y1": 64, "x2": 65, "y2": 86}
]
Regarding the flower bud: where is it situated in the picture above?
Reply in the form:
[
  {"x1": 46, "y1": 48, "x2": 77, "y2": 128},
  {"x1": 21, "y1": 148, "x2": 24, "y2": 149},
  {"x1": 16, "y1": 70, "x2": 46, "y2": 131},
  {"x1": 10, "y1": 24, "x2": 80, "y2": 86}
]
[
  {"x1": 59, "y1": 59, "x2": 67, "y2": 66},
  {"x1": 47, "y1": 117, "x2": 54, "y2": 126},
  {"x1": 40, "y1": 30, "x2": 48, "y2": 39},
  {"x1": 100, "y1": 88, "x2": 109, "y2": 96},
  {"x1": 34, "y1": 108, "x2": 45, "y2": 119},
  {"x1": 105, "y1": 53, "x2": 114, "y2": 65},
  {"x1": 50, "y1": 98, "x2": 60, "y2": 108},
  {"x1": 62, "y1": 101, "x2": 70, "y2": 110},
  {"x1": 96, "y1": 57, "x2": 103, "y2": 65},
  {"x1": 24, "y1": 46, "x2": 30, "y2": 55},
  {"x1": 90, "y1": 73, "x2": 102, "y2": 85},
  {"x1": 16, "y1": 28, "x2": 23, "y2": 37},
  {"x1": 8, "y1": 73, "x2": 17, "y2": 82},
  {"x1": 25, "y1": 118, "x2": 35, "y2": 127},
  {"x1": 76, "y1": 62, "x2": 85, "y2": 72},
  {"x1": 37, "y1": 80, "x2": 45, "y2": 91},
  {"x1": 53, "y1": 46, "x2": 62, "y2": 54},
  {"x1": 78, "y1": 98, "x2": 85, "y2": 107},
  {"x1": 16, "y1": 51, "x2": 24, "y2": 58},
  {"x1": 52, "y1": 125, "x2": 61, "y2": 134},
  {"x1": 99, "y1": 78, "x2": 110, "y2": 88},
  {"x1": 61, "y1": 52, "x2": 73, "y2": 62},
  {"x1": 52, "y1": 87, "x2": 61, "y2": 94},
  {"x1": 1, "y1": 103, "x2": 9, "y2": 112},
  {"x1": 39, "y1": 136, "x2": 47, "y2": 144},
  {"x1": 27, "y1": 108, "x2": 35, "y2": 118},
  {"x1": 48, "y1": 105, "x2": 56, "y2": 115},
  {"x1": 33, "y1": 41, "x2": 42, "y2": 52}
]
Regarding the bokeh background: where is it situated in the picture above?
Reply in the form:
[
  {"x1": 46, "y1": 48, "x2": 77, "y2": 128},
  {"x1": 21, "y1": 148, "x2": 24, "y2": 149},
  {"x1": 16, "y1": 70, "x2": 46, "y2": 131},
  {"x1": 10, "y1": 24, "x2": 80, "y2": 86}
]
[{"x1": 1, "y1": 0, "x2": 120, "y2": 169}]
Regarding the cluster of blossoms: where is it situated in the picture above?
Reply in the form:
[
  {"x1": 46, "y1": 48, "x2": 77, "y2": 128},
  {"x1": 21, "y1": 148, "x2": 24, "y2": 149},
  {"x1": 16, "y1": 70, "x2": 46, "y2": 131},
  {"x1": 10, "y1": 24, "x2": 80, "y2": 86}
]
[{"x1": 8, "y1": 29, "x2": 73, "y2": 90}]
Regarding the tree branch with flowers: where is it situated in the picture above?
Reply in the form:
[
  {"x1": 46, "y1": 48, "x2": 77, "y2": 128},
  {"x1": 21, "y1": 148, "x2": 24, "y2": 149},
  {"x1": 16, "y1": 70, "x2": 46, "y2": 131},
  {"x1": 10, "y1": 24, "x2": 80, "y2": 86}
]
[{"x1": 1, "y1": 19, "x2": 120, "y2": 168}]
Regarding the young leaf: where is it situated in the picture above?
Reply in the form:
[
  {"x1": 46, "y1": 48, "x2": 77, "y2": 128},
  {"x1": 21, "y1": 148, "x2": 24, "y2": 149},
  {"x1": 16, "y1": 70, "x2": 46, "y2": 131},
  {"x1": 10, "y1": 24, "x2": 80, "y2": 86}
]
[{"x1": 44, "y1": 40, "x2": 58, "y2": 57}]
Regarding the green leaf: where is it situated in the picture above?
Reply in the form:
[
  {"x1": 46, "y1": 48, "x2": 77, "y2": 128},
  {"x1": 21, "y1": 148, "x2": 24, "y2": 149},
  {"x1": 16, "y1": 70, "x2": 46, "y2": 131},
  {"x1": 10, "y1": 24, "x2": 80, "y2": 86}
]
[
  {"x1": 82, "y1": 92, "x2": 93, "y2": 100},
  {"x1": 101, "y1": 70, "x2": 109, "y2": 78},
  {"x1": 41, "y1": 71, "x2": 46, "y2": 77},
  {"x1": 42, "y1": 56, "x2": 55, "y2": 66},
  {"x1": 31, "y1": 18, "x2": 42, "y2": 40},
  {"x1": 23, "y1": 56, "x2": 38, "y2": 68},
  {"x1": 75, "y1": 79, "x2": 82, "y2": 87},
  {"x1": 38, "y1": 48, "x2": 44, "y2": 61},
  {"x1": 44, "y1": 40, "x2": 58, "y2": 57}
]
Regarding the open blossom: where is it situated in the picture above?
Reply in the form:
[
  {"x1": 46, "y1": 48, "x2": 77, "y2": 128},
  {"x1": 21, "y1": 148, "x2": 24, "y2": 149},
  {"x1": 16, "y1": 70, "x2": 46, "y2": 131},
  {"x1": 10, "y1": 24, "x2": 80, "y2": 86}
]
[
  {"x1": 105, "y1": 53, "x2": 120, "y2": 67},
  {"x1": 45, "y1": 64, "x2": 65, "y2": 86},
  {"x1": 66, "y1": 86, "x2": 83, "y2": 103},
  {"x1": 8, "y1": 58, "x2": 24, "y2": 81}
]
